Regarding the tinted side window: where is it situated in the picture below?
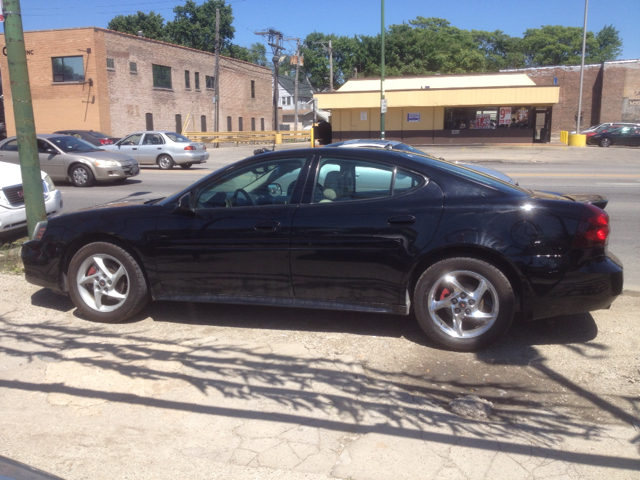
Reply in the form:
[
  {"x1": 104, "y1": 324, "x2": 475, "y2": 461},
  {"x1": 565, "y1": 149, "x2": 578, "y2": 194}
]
[
  {"x1": 394, "y1": 169, "x2": 424, "y2": 195},
  {"x1": 315, "y1": 158, "x2": 394, "y2": 203},
  {"x1": 1, "y1": 140, "x2": 19, "y2": 151}
]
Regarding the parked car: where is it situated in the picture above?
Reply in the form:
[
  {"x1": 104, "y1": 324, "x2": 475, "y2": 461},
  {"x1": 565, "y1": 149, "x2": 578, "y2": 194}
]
[
  {"x1": 0, "y1": 161, "x2": 63, "y2": 237},
  {"x1": 102, "y1": 131, "x2": 209, "y2": 169},
  {"x1": 587, "y1": 125, "x2": 640, "y2": 147},
  {"x1": 571, "y1": 122, "x2": 639, "y2": 135},
  {"x1": 325, "y1": 139, "x2": 517, "y2": 184},
  {"x1": 53, "y1": 130, "x2": 120, "y2": 146},
  {"x1": 0, "y1": 135, "x2": 139, "y2": 187},
  {"x1": 21, "y1": 147, "x2": 622, "y2": 351}
]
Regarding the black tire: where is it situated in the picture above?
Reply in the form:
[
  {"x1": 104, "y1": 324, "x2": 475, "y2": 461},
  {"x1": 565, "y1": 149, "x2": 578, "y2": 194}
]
[
  {"x1": 157, "y1": 154, "x2": 174, "y2": 170},
  {"x1": 70, "y1": 164, "x2": 95, "y2": 187},
  {"x1": 599, "y1": 137, "x2": 612, "y2": 147},
  {"x1": 179, "y1": 163, "x2": 193, "y2": 169},
  {"x1": 67, "y1": 242, "x2": 150, "y2": 323},
  {"x1": 414, "y1": 257, "x2": 515, "y2": 351}
]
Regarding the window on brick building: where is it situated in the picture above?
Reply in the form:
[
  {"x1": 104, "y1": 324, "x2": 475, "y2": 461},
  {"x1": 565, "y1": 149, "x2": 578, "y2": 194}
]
[
  {"x1": 52, "y1": 56, "x2": 84, "y2": 82},
  {"x1": 195, "y1": 72, "x2": 200, "y2": 90},
  {"x1": 227, "y1": 116, "x2": 232, "y2": 131},
  {"x1": 206, "y1": 75, "x2": 214, "y2": 89},
  {"x1": 130, "y1": 62, "x2": 138, "y2": 74},
  {"x1": 176, "y1": 114, "x2": 182, "y2": 133},
  {"x1": 238, "y1": 117, "x2": 243, "y2": 132},
  {"x1": 251, "y1": 80, "x2": 255, "y2": 98},
  {"x1": 260, "y1": 118, "x2": 265, "y2": 131},
  {"x1": 201, "y1": 115, "x2": 207, "y2": 132},
  {"x1": 153, "y1": 64, "x2": 172, "y2": 89},
  {"x1": 185, "y1": 70, "x2": 190, "y2": 89},
  {"x1": 106, "y1": 58, "x2": 115, "y2": 70},
  {"x1": 146, "y1": 113, "x2": 154, "y2": 131},
  {"x1": 251, "y1": 118, "x2": 256, "y2": 131}
]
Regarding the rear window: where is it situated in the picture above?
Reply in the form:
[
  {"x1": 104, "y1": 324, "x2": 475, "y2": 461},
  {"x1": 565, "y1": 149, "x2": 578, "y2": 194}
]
[
  {"x1": 403, "y1": 152, "x2": 529, "y2": 196},
  {"x1": 165, "y1": 132, "x2": 190, "y2": 143},
  {"x1": 88, "y1": 131, "x2": 110, "y2": 139}
]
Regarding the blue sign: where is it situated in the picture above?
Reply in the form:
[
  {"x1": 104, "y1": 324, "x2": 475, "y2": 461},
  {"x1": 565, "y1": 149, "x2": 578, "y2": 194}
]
[{"x1": 407, "y1": 113, "x2": 421, "y2": 122}]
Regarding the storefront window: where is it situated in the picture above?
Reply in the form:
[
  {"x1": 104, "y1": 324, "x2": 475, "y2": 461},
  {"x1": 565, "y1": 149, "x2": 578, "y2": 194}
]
[{"x1": 444, "y1": 107, "x2": 533, "y2": 130}]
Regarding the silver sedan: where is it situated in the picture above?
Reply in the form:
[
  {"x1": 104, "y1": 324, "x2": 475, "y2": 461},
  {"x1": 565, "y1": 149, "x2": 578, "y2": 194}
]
[
  {"x1": 0, "y1": 134, "x2": 139, "y2": 187},
  {"x1": 103, "y1": 131, "x2": 209, "y2": 170}
]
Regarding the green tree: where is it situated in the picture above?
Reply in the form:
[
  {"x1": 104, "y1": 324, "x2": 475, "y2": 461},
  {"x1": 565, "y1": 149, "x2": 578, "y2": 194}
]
[
  {"x1": 165, "y1": 0, "x2": 235, "y2": 53},
  {"x1": 472, "y1": 30, "x2": 525, "y2": 71},
  {"x1": 593, "y1": 25, "x2": 623, "y2": 63},
  {"x1": 107, "y1": 11, "x2": 167, "y2": 41},
  {"x1": 226, "y1": 43, "x2": 268, "y2": 66}
]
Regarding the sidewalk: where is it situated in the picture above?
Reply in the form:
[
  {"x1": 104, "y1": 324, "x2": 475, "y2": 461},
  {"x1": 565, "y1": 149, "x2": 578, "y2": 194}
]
[{"x1": 1, "y1": 274, "x2": 638, "y2": 480}]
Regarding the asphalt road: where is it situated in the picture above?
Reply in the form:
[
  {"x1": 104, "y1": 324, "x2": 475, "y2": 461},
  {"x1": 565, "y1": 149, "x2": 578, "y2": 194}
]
[{"x1": 47, "y1": 144, "x2": 640, "y2": 290}]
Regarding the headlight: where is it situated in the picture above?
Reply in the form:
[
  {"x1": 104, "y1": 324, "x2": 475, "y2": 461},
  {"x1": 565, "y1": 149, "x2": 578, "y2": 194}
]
[
  {"x1": 94, "y1": 159, "x2": 120, "y2": 167},
  {"x1": 31, "y1": 220, "x2": 48, "y2": 241},
  {"x1": 43, "y1": 175, "x2": 56, "y2": 192}
]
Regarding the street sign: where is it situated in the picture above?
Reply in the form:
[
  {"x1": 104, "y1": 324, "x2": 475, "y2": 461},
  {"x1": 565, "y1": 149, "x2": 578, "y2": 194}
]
[
  {"x1": 0, "y1": 1, "x2": 4, "y2": 22},
  {"x1": 381, "y1": 99, "x2": 387, "y2": 114}
]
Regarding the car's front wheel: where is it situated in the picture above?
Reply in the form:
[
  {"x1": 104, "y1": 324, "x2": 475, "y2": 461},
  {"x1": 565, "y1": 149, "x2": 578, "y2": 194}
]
[
  {"x1": 414, "y1": 257, "x2": 515, "y2": 351},
  {"x1": 157, "y1": 154, "x2": 174, "y2": 170},
  {"x1": 67, "y1": 242, "x2": 150, "y2": 322},
  {"x1": 70, "y1": 164, "x2": 95, "y2": 187},
  {"x1": 599, "y1": 137, "x2": 612, "y2": 147}
]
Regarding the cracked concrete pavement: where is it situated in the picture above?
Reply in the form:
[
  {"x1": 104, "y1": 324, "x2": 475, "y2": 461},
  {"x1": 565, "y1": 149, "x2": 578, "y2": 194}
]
[{"x1": 0, "y1": 274, "x2": 639, "y2": 479}]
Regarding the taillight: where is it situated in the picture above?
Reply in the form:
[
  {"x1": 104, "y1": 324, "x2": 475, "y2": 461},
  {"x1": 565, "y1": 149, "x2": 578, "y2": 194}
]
[
  {"x1": 99, "y1": 139, "x2": 113, "y2": 145},
  {"x1": 184, "y1": 145, "x2": 196, "y2": 150},
  {"x1": 572, "y1": 204, "x2": 610, "y2": 247}
]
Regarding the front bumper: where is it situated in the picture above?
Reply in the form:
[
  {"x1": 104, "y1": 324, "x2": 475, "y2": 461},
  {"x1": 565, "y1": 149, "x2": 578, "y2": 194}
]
[
  {"x1": 93, "y1": 162, "x2": 140, "y2": 182},
  {"x1": 0, "y1": 190, "x2": 63, "y2": 235}
]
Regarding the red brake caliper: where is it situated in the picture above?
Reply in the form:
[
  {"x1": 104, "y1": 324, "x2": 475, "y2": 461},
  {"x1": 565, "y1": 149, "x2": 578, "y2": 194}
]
[
  {"x1": 87, "y1": 266, "x2": 97, "y2": 276},
  {"x1": 440, "y1": 288, "x2": 450, "y2": 300}
]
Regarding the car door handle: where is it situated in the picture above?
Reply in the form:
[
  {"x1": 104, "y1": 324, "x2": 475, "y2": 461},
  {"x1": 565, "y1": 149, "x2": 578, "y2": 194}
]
[
  {"x1": 254, "y1": 221, "x2": 281, "y2": 232},
  {"x1": 132, "y1": 148, "x2": 137, "y2": 150},
  {"x1": 387, "y1": 215, "x2": 416, "y2": 225},
  {"x1": 157, "y1": 147, "x2": 162, "y2": 150}
]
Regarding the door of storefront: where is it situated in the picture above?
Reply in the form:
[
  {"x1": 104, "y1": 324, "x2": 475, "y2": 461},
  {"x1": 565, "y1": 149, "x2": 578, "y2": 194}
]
[{"x1": 532, "y1": 107, "x2": 552, "y2": 143}]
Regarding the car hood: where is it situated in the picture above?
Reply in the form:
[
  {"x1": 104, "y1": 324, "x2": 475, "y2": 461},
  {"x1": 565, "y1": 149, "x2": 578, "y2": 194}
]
[
  {"x1": 0, "y1": 161, "x2": 46, "y2": 186},
  {"x1": 67, "y1": 150, "x2": 137, "y2": 163}
]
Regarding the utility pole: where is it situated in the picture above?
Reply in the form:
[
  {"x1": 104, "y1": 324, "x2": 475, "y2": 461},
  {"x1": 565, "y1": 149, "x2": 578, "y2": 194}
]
[
  {"x1": 214, "y1": 8, "x2": 220, "y2": 146},
  {"x1": 576, "y1": 0, "x2": 589, "y2": 135},
  {"x1": 255, "y1": 29, "x2": 285, "y2": 133},
  {"x1": 3, "y1": 0, "x2": 46, "y2": 238},
  {"x1": 380, "y1": 0, "x2": 386, "y2": 140},
  {"x1": 293, "y1": 38, "x2": 301, "y2": 131},
  {"x1": 312, "y1": 39, "x2": 334, "y2": 92}
]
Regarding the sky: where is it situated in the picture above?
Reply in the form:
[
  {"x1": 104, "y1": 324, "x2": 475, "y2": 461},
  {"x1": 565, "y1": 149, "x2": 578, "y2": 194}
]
[{"x1": 10, "y1": 0, "x2": 640, "y2": 60}]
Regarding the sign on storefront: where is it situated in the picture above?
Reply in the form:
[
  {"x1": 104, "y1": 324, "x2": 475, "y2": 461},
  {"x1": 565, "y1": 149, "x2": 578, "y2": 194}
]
[
  {"x1": 517, "y1": 108, "x2": 529, "y2": 122},
  {"x1": 475, "y1": 114, "x2": 491, "y2": 129},
  {"x1": 499, "y1": 107, "x2": 511, "y2": 125},
  {"x1": 407, "y1": 113, "x2": 421, "y2": 122},
  {"x1": 360, "y1": 111, "x2": 367, "y2": 121}
]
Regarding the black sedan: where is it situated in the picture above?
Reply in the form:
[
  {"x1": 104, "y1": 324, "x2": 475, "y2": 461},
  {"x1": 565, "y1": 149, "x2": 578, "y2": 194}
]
[
  {"x1": 53, "y1": 130, "x2": 120, "y2": 147},
  {"x1": 22, "y1": 148, "x2": 623, "y2": 351},
  {"x1": 587, "y1": 125, "x2": 640, "y2": 147}
]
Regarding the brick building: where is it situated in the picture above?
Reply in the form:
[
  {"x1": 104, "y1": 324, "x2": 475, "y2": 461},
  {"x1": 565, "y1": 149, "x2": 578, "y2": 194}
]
[
  {"x1": 0, "y1": 27, "x2": 273, "y2": 138},
  {"x1": 503, "y1": 60, "x2": 640, "y2": 135}
]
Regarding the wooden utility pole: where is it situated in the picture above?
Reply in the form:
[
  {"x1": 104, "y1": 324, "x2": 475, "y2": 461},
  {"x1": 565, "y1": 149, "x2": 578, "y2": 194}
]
[
  {"x1": 312, "y1": 40, "x2": 334, "y2": 91},
  {"x1": 214, "y1": 8, "x2": 220, "y2": 145},
  {"x1": 293, "y1": 38, "x2": 300, "y2": 131},
  {"x1": 255, "y1": 29, "x2": 285, "y2": 133},
  {"x1": 3, "y1": 0, "x2": 46, "y2": 237}
]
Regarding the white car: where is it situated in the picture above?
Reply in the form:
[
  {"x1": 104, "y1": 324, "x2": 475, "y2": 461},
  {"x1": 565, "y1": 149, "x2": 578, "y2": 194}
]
[{"x1": 0, "y1": 161, "x2": 63, "y2": 237}]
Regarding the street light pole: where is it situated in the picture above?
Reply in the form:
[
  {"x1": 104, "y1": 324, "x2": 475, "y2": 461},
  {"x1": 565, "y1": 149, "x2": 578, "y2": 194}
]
[
  {"x1": 576, "y1": 0, "x2": 589, "y2": 134},
  {"x1": 380, "y1": 0, "x2": 386, "y2": 140}
]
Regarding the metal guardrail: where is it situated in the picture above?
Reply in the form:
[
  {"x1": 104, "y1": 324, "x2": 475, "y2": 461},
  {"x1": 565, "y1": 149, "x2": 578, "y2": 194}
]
[{"x1": 184, "y1": 130, "x2": 312, "y2": 146}]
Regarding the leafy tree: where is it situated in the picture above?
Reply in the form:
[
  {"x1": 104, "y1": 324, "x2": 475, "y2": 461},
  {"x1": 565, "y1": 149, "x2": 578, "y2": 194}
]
[
  {"x1": 165, "y1": 0, "x2": 235, "y2": 53},
  {"x1": 107, "y1": 11, "x2": 167, "y2": 41},
  {"x1": 226, "y1": 43, "x2": 268, "y2": 66},
  {"x1": 593, "y1": 25, "x2": 623, "y2": 63},
  {"x1": 472, "y1": 30, "x2": 525, "y2": 71}
]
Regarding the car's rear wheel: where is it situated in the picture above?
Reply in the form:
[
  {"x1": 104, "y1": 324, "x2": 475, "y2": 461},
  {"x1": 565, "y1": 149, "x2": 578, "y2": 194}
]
[
  {"x1": 70, "y1": 164, "x2": 95, "y2": 187},
  {"x1": 157, "y1": 154, "x2": 174, "y2": 170},
  {"x1": 414, "y1": 257, "x2": 515, "y2": 351},
  {"x1": 599, "y1": 137, "x2": 612, "y2": 147},
  {"x1": 68, "y1": 242, "x2": 150, "y2": 323},
  {"x1": 179, "y1": 163, "x2": 193, "y2": 169}
]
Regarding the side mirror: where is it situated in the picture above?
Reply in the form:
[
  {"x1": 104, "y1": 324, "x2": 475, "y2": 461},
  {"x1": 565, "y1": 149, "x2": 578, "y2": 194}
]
[
  {"x1": 45, "y1": 148, "x2": 57, "y2": 155},
  {"x1": 174, "y1": 192, "x2": 194, "y2": 216}
]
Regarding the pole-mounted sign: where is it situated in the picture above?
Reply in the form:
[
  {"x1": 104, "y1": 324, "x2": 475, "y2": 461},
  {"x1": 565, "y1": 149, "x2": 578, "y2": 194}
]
[{"x1": 0, "y1": 1, "x2": 4, "y2": 21}]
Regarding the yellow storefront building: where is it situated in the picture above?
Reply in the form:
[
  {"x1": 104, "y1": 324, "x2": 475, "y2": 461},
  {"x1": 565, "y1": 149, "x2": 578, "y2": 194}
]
[{"x1": 315, "y1": 72, "x2": 560, "y2": 145}]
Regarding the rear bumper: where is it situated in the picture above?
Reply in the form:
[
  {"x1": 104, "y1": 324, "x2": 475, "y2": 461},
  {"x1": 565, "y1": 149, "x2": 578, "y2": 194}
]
[
  {"x1": 526, "y1": 253, "x2": 623, "y2": 320},
  {"x1": 173, "y1": 151, "x2": 209, "y2": 165}
]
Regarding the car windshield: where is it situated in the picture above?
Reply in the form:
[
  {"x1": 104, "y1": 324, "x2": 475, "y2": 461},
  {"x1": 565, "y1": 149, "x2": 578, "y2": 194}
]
[
  {"x1": 595, "y1": 124, "x2": 610, "y2": 132},
  {"x1": 86, "y1": 131, "x2": 110, "y2": 139},
  {"x1": 48, "y1": 136, "x2": 100, "y2": 152},
  {"x1": 165, "y1": 132, "x2": 191, "y2": 143}
]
